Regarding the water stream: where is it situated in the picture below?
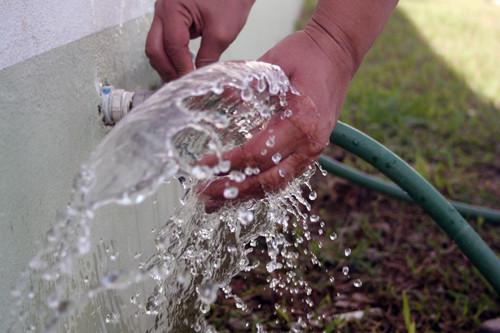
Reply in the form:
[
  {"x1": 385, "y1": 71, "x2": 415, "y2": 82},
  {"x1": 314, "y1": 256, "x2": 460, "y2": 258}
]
[{"x1": 10, "y1": 61, "x2": 330, "y2": 332}]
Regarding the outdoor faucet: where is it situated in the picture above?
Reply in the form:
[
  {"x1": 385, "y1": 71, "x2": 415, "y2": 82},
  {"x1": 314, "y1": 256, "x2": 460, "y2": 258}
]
[{"x1": 100, "y1": 86, "x2": 154, "y2": 125}]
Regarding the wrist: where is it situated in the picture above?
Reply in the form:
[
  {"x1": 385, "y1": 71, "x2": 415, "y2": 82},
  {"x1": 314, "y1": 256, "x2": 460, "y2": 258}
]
[
  {"x1": 306, "y1": 0, "x2": 398, "y2": 77},
  {"x1": 303, "y1": 19, "x2": 359, "y2": 81}
]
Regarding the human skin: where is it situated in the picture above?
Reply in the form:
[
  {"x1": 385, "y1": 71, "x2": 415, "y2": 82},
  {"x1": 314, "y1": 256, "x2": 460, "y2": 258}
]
[
  {"x1": 145, "y1": 0, "x2": 255, "y2": 81},
  {"x1": 145, "y1": 0, "x2": 399, "y2": 207}
]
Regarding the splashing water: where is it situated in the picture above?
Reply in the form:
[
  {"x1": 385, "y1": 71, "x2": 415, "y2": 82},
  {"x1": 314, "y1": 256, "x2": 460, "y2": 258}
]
[{"x1": 10, "y1": 61, "x2": 334, "y2": 332}]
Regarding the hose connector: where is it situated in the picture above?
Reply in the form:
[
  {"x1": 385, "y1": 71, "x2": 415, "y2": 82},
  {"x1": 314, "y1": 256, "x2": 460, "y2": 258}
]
[{"x1": 100, "y1": 86, "x2": 154, "y2": 125}]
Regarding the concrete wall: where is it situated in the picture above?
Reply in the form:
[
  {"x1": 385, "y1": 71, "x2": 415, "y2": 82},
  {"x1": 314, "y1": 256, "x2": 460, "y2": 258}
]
[{"x1": 0, "y1": 0, "x2": 302, "y2": 331}]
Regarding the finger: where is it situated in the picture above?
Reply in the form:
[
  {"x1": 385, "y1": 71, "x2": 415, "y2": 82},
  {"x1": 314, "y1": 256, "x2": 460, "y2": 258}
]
[
  {"x1": 195, "y1": 26, "x2": 233, "y2": 68},
  {"x1": 201, "y1": 151, "x2": 315, "y2": 203},
  {"x1": 197, "y1": 92, "x2": 317, "y2": 173},
  {"x1": 162, "y1": 15, "x2": 195, "y2": 78},
  {"x1": 145, "y1": 15, "x2": 177, "y2": 81},
  {"x1": 199, "y1": 116, "x2": 306, "y2": 175}
]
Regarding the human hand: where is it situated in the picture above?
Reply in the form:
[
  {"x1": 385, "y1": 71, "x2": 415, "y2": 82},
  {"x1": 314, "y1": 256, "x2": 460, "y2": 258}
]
[
  {"x1": 145, "y1": 0, "x2": 255, "y2": 82},
  {"x1": 200, "y1": 24, "x2": 358, "y2": 211}
]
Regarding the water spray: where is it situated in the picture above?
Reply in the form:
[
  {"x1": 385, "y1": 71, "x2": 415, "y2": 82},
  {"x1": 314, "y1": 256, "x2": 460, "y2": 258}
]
[{"x1": 99, "y1": 69, "x2": 500, "y2": 295}]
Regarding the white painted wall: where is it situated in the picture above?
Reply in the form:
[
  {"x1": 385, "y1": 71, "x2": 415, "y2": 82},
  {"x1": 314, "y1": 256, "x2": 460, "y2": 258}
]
[
  {"x1": 1, "y1": 0, "x2": 303, "y2": 70},
  {"x1": 0, "y1": 0, "x2": 154, "y2": 70},
  {"x1": 0, "y1": 0, "x2": 303, "y2": 331}
]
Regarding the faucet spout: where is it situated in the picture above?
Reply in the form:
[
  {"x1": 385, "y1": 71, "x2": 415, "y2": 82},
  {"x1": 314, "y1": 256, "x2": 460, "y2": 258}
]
[{"x1": 100, "y1": 86, "x2": 154, "y2": 125}]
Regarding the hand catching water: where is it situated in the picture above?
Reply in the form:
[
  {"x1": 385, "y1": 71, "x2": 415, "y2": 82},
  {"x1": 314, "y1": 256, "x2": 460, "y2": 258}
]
[
  {"x1": 200, "y1": 27, "x2": 356, "y2": 211},
  {"x1": 145, "y1": 0, "x2": 399, "y2": 210}
]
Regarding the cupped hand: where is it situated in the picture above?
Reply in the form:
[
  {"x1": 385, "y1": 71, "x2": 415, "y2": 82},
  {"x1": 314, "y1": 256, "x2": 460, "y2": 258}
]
[
  {"x1": 200, "y1": 25, "x2": 357, "y2": 211},
  {"x1": 145, "y1": 0, "x2": 255, "y2": 82}
]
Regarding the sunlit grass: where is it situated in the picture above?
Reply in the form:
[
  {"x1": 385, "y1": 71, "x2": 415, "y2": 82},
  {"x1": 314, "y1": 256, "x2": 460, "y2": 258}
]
[{"x1": 399, "y1": 0, "x2": 500, "y2": 107}]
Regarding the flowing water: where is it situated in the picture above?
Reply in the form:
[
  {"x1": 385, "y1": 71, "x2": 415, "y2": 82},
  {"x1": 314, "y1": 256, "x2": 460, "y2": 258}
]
[{"x1": 10, "y1": 61, "x2": 332, "y2": 332}]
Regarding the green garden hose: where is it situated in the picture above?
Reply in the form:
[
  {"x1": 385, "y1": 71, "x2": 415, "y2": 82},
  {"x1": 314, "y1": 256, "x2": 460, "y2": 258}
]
[
  {"x1": 318, "y1": 155, "x2": 500, "y2": 224},
  {"x1": 326, "y1": 121, "x2": 500, "y2": 294}
]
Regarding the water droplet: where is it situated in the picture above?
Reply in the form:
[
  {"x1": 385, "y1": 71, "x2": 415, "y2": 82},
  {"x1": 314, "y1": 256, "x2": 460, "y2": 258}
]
[
  {"x1": 241, "y1": 88, "x2": 253, "y2": 101},
  {"x1": 308, "y1": 191, "x2": 317, "y2": 201},
  {"x1": 352, "y1": 139, "x2": 359, "y2": 146},
  {"x1": 105, "y1": 312, "x2": 120, "y2": 324},
  {"x1": 29, "y1": 255, "x2": 47, "y2": 270},
  {"x1": 219, "y1": 160, "x2": 231, "y2": 173},
  {"x1": 284, "y1": 109, "x2": 293, "y2": 117},
  {"x1": 310, "y1": 215, "x2": 320, "y2": 223},
  {"x1": 229, "y1": 170, "x2": 246, "y2": 183},
  {"x1": 342, "y1": 266, "x2": 349, "y2": 275},
  {"x1": 353, "y1": 279, "x2": 363, "y2": 288},
  {"x1": 257, "y1": 77, "x2": 266, "y2": 92},
  {"x1": 279, "y1": 168, "x2": 286, "y2": 178},
  {"x1": 244, "y1": 166, "x2": 253, "y2": 176},
  {"x1": 223, "y1": 187, "x2": 239, "y2": 199},
  {"x1": 234, "y1": 295, "x2": 247, "y2": 310},
  {"x1": 344, "y1": 248, "x2": 352, "y2": 257},
  {"x1": 266, "y1": 135, "x2": 276, "y2": 147},
  {"x1": 200, "y1": 303, "x2": 211, "y2": 314},
  {"x1": 196, "y1": 280, "x2": 219, "y2": 304},
  {"x1": 329, "y1": 232, "x2": 337, "y2": 241},
  {"x1": 271, "y1": 153, "x2": 281, "y2": 164},
  {"x1": 238, "y1": 209, "x2": 254, "y2": 225},
  {"x1": 222, "y1": 285, "x2": 232, "y2": 294},
  {"x1": 261, "y1": 148, "x2": 267, "y2": 155}
]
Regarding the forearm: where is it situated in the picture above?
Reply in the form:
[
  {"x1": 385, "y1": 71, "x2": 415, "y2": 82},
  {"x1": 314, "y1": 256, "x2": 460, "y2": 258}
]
[{"x1": 307, "y1": 0, "x2": 398, "y2": 77}]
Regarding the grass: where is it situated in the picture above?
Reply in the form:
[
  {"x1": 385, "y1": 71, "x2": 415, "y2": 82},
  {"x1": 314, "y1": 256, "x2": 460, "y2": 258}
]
[{"x1": 210, "y1": 0, "x2": 500, "y2": 331}]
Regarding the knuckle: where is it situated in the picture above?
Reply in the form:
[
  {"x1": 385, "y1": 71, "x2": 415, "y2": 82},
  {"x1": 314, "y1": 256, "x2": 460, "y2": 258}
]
[
  {"x1": 145, "y1": 44, "x2": 160, "y2": 60},
  {"x1": 208, "y1": 26, "x2": 236, "y2": 49}
]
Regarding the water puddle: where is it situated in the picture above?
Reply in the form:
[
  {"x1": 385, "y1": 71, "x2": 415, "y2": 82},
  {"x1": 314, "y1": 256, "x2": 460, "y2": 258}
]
[{"x1": 10, "y1": 61, "x2": 344, "y2": 332}]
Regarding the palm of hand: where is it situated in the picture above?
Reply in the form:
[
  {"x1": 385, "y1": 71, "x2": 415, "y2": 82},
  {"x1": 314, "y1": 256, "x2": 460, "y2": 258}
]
[{"x1": 201, "y1": 31, "x2": 352, "y2": 208}]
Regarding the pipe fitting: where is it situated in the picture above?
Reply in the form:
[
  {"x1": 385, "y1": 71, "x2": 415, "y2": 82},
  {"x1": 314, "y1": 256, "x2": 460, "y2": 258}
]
[{"x1": 100, "y1": 86, "x2": 153, "y2": 125}]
